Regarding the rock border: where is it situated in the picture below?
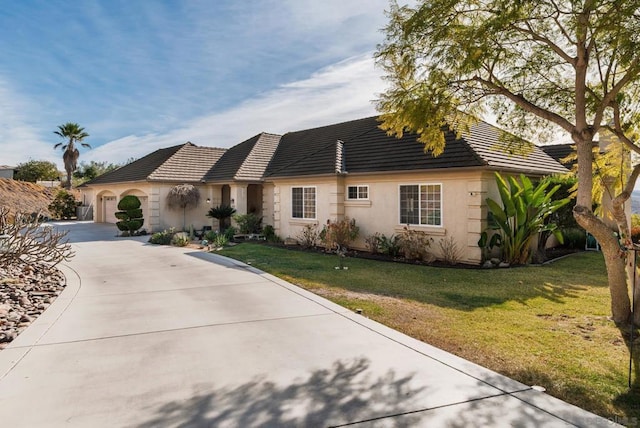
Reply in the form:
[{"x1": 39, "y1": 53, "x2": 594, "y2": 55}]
[{"x1": 0, "y1": 263, "x2": 66, "y2": 349}]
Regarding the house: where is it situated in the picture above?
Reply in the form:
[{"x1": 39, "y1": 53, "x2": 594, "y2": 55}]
[
  {"x1": 264, "y1": 117, "x2": 567, "y2": 263},
  {"x1": 80, "y1": 116, "x2": 567, "y2": 263},
  {"x1": 0, "y1": 165, "x2": 16, "y2": 179},
  {"x1": 80, "y1": 142, "x2": 226, "y2": 231}
]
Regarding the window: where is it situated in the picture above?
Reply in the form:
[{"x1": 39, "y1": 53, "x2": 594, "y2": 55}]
[
  {"x1": 347, "y1": 185, "x2": 369, "y2": 200},
  {"x1": 399, "y1": 184, "x2": 442, "y2": 226},
  {"x1": 292, "y1": 186, "x2": 316, "y2": 219}
]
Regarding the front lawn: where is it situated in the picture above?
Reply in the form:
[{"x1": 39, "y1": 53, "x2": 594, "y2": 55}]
[{"x1": 219, "y1": 243, "x2": 639, "y2": 421}]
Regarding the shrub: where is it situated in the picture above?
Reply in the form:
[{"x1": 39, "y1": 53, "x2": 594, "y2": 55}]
[
  {"x1": 561, "y1": 228, "x2": 587, "y2": 249},
  {"x1": 378, "y1": 234, "x2": 402, "y2": 257},
  {"x1": 399, "y1": 226, "x2": 434, "y2": 262},
  {"x1": 438, "y1": 236, "x2": 462, "y2": 265},
  {"x1": 262, "y1": 224, "x2": 281, "y2": 243},
  {"x1": 204, "y1": 230, "x2": 218, "y2": 242},
  {"x1": 213, "y1": 233, "x2": 229, "y2": 248},
  {"x1": 233, "y1": 213, "x2": 263, "y2": 234},
  {"x1": 296, "y1": 224, "x2": 320, "y2": 249},
  {"x1": 480, "y1": 173, "x2": 569, "y2": 265},
  {"x1": 321, "y1": 218, "x2": 359, "y2": 251},
  {"x1": 223, "y1": 226, "x2": 237, "y2": 241},
  {"x1": 48, "y1": 189, "x2": 77, "y2": 220},
  {"x1": 171, "y1": 233, "x2": 190, "y2": 247},
  {"x1": 0, "y1": 208, "x2": 74, "y2": 268},
  {"x1": 115, "y1": 195, "x2": 144, "y2": 236},
  {"x1": 632, "y1": 227, "x2": 640, "y2": 244},
  {"x1": 149, "y1": 228, "x2": 176, "y2": 245},
  {"x1": 365, "y1": 233, "x2": 381, "y2": 254}
]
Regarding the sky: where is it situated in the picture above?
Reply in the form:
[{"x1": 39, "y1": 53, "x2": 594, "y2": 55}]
[{"x1": 0, "y1": 0, "x2": 393, "y2": 169}]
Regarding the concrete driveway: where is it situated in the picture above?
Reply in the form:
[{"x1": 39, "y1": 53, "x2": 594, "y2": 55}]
[{"x1": 0, "y1": 222, "x2": 615, "y2": 427}]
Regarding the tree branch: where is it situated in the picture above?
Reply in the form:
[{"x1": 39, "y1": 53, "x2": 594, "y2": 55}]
[{"x1": 471, "y1": 76, "x2": 574, "y2": 132}]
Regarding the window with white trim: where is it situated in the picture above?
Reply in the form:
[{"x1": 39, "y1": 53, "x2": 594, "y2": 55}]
[
  {"x1": 292, "y1": 186, "x2": 316, "y2": 219},
  {"x1": 399, "y1": 184, "x2": 442, "y2": 226},
  {"x1": 346, "y1": 185, "x2": 369, "y2": 200}
]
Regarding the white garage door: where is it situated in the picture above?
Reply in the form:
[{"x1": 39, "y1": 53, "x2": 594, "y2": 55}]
[{"x1": 103, "y1": 196, "x2": 117, "y2": 224}]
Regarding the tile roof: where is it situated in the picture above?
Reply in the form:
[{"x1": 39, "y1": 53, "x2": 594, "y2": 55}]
[
  {"x1": 204, "y1": 133, "x2": 281, "y2": 182},
  {"x1": 83, "y1": 142, "x2": 226, "y2": 186},
  {"x1": 265, "y1": 117, "x2": 379, "y2": 177},
  {"x1": 265, "y1": 116, "x2": 567, "y2": 178},
  {"x1": 462, "y1": 121, "x2": 568, "y2": 174},
  {"x1": 540, "y1": 143, "x2": 576, "y2": 167}
]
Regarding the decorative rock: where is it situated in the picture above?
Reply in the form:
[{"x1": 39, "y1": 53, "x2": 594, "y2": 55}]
[
  {"x1": 482, "y1": 261, "x2": 494, "y2": 268},
  {"x1": 0, "y1": 261, "x2": 65, "y2": 349},
  {"x1": 498, "y1": 262, "x2": 510, "y2": 268}
]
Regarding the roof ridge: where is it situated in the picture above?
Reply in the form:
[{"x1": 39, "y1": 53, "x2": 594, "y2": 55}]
[
  {"x1": 266, "y1": 139, "x2": 339, "y2": 177},
  {"x1": 284, "y1": 115, "x2": 377, "y2": 136},
  {"x1": 235, "y1": 133, "x2": 281, "y2": 180}
]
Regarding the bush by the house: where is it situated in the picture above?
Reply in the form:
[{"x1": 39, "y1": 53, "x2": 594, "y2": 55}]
[
  {"x1": 631, "y1": 226, "x2": 640, "y2": 244},
  {"x1": 204, "y1": 229, "x2": 218, "y2": 242},
  {"x1": 223, "y1": 225, "x2": 237, "y2": 241},
  {"x1": 171, "y1": 233, "x2": 190, "y2": 247},
  {"x1": 233, "y1": 213, "x2": 262, "y2": 234},
  {"x1": 438, "y1": 236, "x2": 462, "y2": 265},
  {"x1": 480, "y1": 173, "x2": 569, "y2": 265},
  {"x1": 321, "y1": 218, "x2": 359, "y2": 252},
  {"x1": 262, "y1": 224, "x2": 281, "y2": 243},
  {"x1": 365, "y1": 233, "x2": 382, "y2": 254},
  {"x1": 115, "y1": 195, "x2": 144, "y2": 236},
  {"x1": 149, "y1": 228, "x2": 176, "y2": 245},
  {"x1": 213, "y1": 233, "x2": 229, "y2": 248},
  {"x1": 48, "y1": 189, "x2": 77, "y2": 220},
  {"x1": 560, "y1": 228, "x2": 587, "y2": 249},
  {"x1": 296, "y1": 223, "x2": 320, "y2": 249},
  {"x1": 399, "y1": 226, "x2": 434, "y2": 262},
  {"x1": 378, "y1": 233, "x2": 402, "y2": 257}
]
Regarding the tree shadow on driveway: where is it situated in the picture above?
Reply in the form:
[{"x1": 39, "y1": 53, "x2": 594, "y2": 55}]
[{"x1": 135, "y1": 357, "x2": 426, "y2": 427}]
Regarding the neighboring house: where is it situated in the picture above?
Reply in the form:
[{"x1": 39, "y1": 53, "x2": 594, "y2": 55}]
[
  {"x1": 0, "y1": 165, "x2": 16, "y2": 179},
  {"x1": 80, "y1": 116, "x2": 567, "y2": 263},
  {"x1": 80, "y1": 142, "x2": 226, "y2": 231}
]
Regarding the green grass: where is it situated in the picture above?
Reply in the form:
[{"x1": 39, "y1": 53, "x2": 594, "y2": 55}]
[{"x1": 219, "y1": 243, "x2": 640, "y2": 421}]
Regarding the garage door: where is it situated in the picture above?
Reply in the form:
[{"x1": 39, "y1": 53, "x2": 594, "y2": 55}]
[{"x1": 103, "y1": 196, "x2": 117, "y2": 223}]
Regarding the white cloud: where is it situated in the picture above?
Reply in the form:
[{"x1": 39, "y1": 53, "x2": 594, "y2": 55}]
[
  {"x1": 0, "y1": 78, "x2": 64, "y2": 169},
  {"x1": 86, "y1": 54, "x2": 387, "y2": 164}
]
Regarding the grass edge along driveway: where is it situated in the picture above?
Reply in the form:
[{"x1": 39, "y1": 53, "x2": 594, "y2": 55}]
[{"x1": 219, "y1": 243, "x2": 639, "y2": 422}]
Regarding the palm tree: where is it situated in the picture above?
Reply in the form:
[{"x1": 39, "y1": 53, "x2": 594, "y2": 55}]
[{"x1": 54, "y1": 123, "x2": 90, "y2": 189}]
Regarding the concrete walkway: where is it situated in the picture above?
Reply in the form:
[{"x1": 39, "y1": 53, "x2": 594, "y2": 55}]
[{"x1": 0, "y1": 222, "x2": 616, "y2": 427}]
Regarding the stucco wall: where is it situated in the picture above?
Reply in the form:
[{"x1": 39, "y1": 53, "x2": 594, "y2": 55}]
[
  {"x1": 269, "y1": 170, "x2": 500, "y2": 264},
  {"x1": 82, "y1": 182, "x2": 224, "y2": 233}
]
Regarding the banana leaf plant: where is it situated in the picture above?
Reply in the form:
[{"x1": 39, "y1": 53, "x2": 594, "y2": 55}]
[{"x1": 478, "y1": 173, "x2": 570, "y2": 265}]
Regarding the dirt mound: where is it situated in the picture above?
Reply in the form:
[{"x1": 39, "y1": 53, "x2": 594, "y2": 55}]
[{"x1": 0, "y1": 179, "x2": 56, "y2": 217}]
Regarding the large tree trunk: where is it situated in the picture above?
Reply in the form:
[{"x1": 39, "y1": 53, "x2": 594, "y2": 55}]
[
  {"x1": 575, "y1": 205, "x2": 632, "y2": 324},
  {"x1": 573, "y1": 133, "x2": 633, "y2": 325}
]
